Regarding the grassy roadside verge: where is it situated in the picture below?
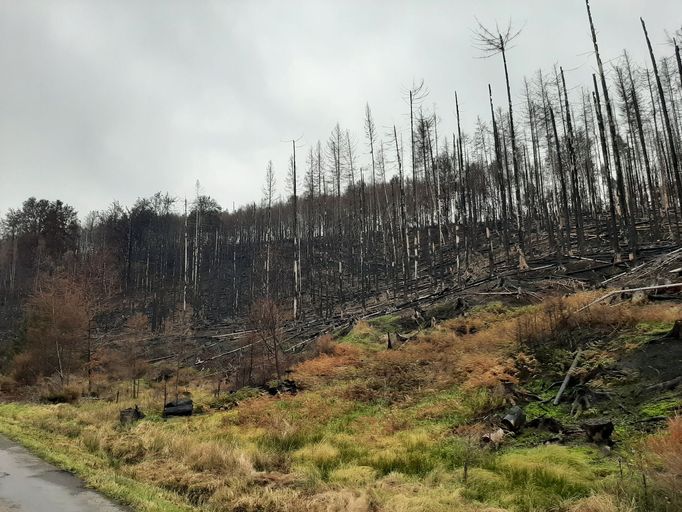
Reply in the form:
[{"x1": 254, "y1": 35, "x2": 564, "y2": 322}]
[{"x1": 0, "y1": 403, "x2": 196, "y2": 512}]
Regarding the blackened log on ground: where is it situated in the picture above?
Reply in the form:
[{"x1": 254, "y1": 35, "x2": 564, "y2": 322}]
[
  {"x1": 665, "y1": 320, "x2": 682, "y2": 340},
  {"x1": 648, "y1": 294, "x2": 682, "y2": 301},
  {"x1": 119, "y1": 405, "x2": 144, "y2": 425},
  {"x1": 645, "y1": 376, "x2": 682, "y2": 393},
  {"x1": 581, "y1": 418, "x2": 614, "y2": 444},
  {"x1": 501, "y1": 406, "x2": 526, "y2": 432},
  {"x1": 163, "y1": 399, "x2": 193, "y2": 417},
  {"x1": 266, "y1": 379, "x2": 299, "y2": 396},
  {"x1": 526, "y1": 416, "x2": 564, "y2": 433}
]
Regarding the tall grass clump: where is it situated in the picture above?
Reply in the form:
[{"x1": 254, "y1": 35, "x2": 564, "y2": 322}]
[{"x1": 646, "y1": 416, "x2": 682, "y2": 508}]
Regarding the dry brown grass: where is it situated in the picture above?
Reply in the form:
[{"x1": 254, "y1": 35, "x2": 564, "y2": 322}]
[
  {"x1": 292, "y1": 343, "x2": 363, "y2": 386},
  {"x1": 568, "y1": 494, "x2": 635, "y2": 512},
  {"x1": 305, "y1": 489, "x2": 372, "y2": 512},
  {"x1": 130, "y1": 460, "x2": 224, "y2": 506},
  {"x1": 647, "y1": 416, "x2": 682, "y2": 496},
  {"x1": 513, "y1": 292, "x2": 681, "y2": 353},
  {"x1": 441, "y1": 317, "x2": 519, "y2": 391},
  {"x1": 186, "y1": 441, "x2": 253, "y2": 475},
  {"x1": 333, "y1": 308, "x2": 523, "y2": 403},
  {"x1": 232, "y1": 387, "x2": 357, "y2": 452}
]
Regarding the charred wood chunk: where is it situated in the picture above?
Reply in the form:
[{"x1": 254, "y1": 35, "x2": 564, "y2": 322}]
[
  {"x1": 501, "y1": 406, "x2": 526, "y2": 432},
  {"x1": 266, "y1": 379, "x2": 299, "y2": 396},
  {"x1": 279, "y1": 379, "x2": 299, "y2": 394},
  {"x1": 120, "y1": 405, "x2": 144, "y2": 425},
  {"x1": 666, "y1": 320, "x2": 682, "y2": 340},
  {"x1": 581, "y1": 418, "x2": 614, "y2": 444},
  {"x1": 526, "y1": 417, "x2": 564, "y2": 434},
  {"x1": 163, "y1": 399, "x2": 193, "y2": 417}
]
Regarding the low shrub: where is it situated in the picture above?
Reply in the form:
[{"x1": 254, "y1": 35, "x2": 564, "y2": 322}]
[{"x1": 312, "y1": 334, "x2": 336, "y2": 355}]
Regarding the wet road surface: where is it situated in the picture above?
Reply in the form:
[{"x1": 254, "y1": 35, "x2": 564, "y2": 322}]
[{"x1": 0, "y1": 435, "x2": 127, "y2": 511}]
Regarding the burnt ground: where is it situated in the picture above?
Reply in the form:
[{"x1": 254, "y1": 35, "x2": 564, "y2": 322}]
[
  {"x1": 505, "y1": 318, "x2": 682, "y2": 449},
  {"x1": 618, "y1": 335, "x2": 682, "y2": 384}
]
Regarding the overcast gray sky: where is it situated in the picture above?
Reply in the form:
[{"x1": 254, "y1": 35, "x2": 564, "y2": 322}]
[{"x1": 0, "y1": 0, "x2": 678, "y2": 219}]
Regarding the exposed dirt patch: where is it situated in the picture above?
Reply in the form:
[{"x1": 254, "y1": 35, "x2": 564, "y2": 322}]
[{"x1": 617, "y1": 337, "x2": 682, "y2": 383}]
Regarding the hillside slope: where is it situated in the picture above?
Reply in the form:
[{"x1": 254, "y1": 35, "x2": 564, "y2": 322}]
[{"x1": 0, "y1": 291, "x2": 681, "y2": 512}]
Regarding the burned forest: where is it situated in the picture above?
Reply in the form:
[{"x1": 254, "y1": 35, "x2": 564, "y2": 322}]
[
  {"x1": 1, "y1": 2, "x2": 682, "y2": 512},
  {"x1": 4, "y1": 5, "x2": 682, "y2": 363}
]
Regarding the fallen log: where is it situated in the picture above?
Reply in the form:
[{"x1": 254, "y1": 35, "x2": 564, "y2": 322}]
[
  {"x1": 576, "y1": 283, "x2": 682, "y2": 313},
  {"x1": 554, "y1": 349, "x2": 582, "y2": 406},
  {"x1": 526, "y1": 416, "x2": 563, "y2": 433},
  {"x1": 396, "y1": 331, "x2": 418, "y2": 342},
  {"x1": 633, "y1": 416, "x2": 668, "y2": 424},
  {"x1": 648, "y1": 294, "x2": 682, "y2": 301},
  {"x1": 163, "y1": 399, "x2": 193, "y2": 418},
  {"x1": 645, "y1": 376, "x2": 682, "y2": 393}
]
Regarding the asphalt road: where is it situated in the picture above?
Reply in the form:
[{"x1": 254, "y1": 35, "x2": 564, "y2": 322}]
[{"x1": 0, "y1": 435, "x2": 127, "y2": 512}]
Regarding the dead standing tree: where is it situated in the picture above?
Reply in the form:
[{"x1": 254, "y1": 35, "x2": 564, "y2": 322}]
[
  {"x1": 249, "y1": 298, "x2": 285, "y2": 382},
  {"x1": 263, "y1": 160, "x2": 276, "y2": 298},
  {"x1": 642, "y1": 18, "x2": 682, "y2": 217},
  {"x1": 474, "y1": 19, "x2": 525, "y2": 253},
  {"x1": 586, "y1": 0, "x2": 638, "y2": 259},
  {"x1": 288, "y1": 140, "x2": 302, "y2": 321},
  {"x1": 124, "y1": 313, "x2": 149, "y2": 399},
  {"x1": 405, "y1": 81, "x2": 429, "y2": 282}
]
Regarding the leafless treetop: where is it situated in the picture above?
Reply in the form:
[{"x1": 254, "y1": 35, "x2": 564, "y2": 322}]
[{"x1": 472, "y1": 18, "x2": 523, "y2": 57}]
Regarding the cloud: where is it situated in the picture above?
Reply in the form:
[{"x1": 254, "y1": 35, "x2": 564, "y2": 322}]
[{"x1": 0, "y1": 0, "x2": 677, "y2": 218}]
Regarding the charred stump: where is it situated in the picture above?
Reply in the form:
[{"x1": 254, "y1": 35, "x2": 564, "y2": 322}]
[
  {"x1": 666, "y1": 320, "x2": 682, "y2": 340},
  {"x1": 120, "y1": 405, "x2": 145, "y2": 425},
  {"x1": 581, "y1": 418, "x2": 614, "y2": 444},
  {"x1": 501, "y1": 406, "x2": 526, "y2": 432},
  {"x1": 163, "y1": 399, "x2": 193, "y2": 418},
  {"x1": 266, "y1": 379, "x2": 299, "y2": 396}
]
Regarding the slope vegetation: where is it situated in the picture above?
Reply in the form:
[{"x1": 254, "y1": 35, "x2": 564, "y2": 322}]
[{"x1": 1, "y1": 291, "x2": 681, "y2": 512}]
